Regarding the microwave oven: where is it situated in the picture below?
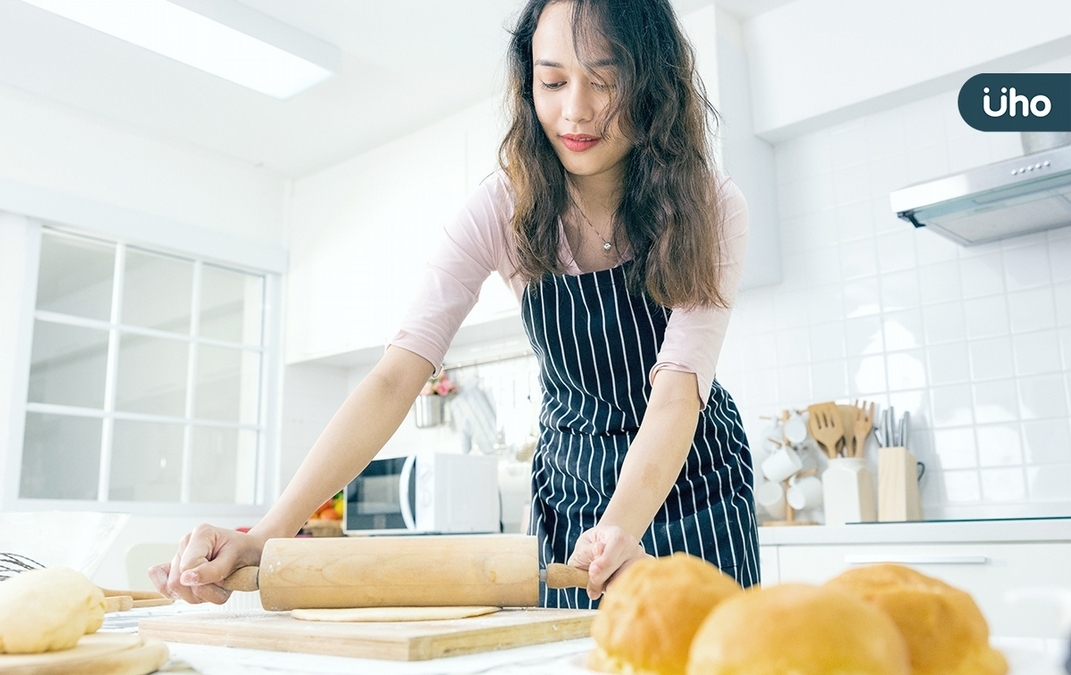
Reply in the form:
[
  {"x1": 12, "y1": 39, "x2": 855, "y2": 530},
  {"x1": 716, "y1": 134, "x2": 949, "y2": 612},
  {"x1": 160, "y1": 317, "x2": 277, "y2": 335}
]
[{"x1": 342, "y1": 453, "x2": 501, "y2": 535}]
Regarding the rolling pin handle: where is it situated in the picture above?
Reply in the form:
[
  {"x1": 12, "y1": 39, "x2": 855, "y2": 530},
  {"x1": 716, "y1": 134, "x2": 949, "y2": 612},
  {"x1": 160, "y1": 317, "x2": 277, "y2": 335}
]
[
  {"x1": 541, "y1": 563, "x2": 590, "y2": 589},
  {"x1": 220, "y1": 566, "x2": 260, "y2": 592}
]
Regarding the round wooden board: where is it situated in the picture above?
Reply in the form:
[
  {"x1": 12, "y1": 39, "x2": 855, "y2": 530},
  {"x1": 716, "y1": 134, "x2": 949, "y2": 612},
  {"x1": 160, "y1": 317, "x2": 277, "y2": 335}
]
[
  {"x1": 0, "y1": 633, "x2": 169, "y2": 675},
  {"x1": 290, "y1": 605, "x2": 502, "y2": 622}
]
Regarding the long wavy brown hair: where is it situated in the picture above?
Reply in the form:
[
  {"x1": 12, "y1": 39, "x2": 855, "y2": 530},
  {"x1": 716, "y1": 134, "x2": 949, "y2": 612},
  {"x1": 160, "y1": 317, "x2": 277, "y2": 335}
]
[{"x1": 500, "y1": 0, "x2": 728, "y2": 309}]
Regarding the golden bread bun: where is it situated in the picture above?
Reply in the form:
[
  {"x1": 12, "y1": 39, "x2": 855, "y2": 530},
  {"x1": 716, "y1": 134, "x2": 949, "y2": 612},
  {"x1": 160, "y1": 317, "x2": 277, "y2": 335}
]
[
  {"x1": 588, "y1": 553, "x2": 742, "y2": 675},
  {"x1": 687, "y1": 583, "x2": 911, "y2": 675},
  {"x1": 825, "y1": 564, "x2": 1008, "y2": 675}
]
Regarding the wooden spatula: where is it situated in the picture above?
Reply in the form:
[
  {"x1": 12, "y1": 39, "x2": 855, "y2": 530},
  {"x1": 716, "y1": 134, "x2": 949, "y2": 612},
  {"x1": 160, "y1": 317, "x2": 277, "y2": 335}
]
[
  {"x1": 807, "y1": 403, "x2": 844, "y2": 459},
  {"x1": 852, "y1": 399, "x2": 875, "y2": 458}
]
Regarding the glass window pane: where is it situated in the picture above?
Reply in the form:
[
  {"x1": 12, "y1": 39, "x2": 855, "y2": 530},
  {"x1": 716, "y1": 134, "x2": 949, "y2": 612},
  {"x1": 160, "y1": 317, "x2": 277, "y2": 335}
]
[
  {"x1": 20, "y1": 413, "x2": 101, "y2": 500},
  {"x1": 109, "y1": 420, "x2": 183, "y2": 502},
  {"x1": 36, "y1": 233, "x2": 115, "y2": 321},
  {"x1": 115, "y1": 334, "x2": 188, "y2": 417},
  {"x1": 190, "y1": 428, "x2": 257, "y2": 504},
  {"x1": 195, "y1": 346, "x2": 260, "y2": 424},
  {"x1": 200, "y1": 265, "x2": 263, "y2": 346},
  {"x1": 122, "y1": 249, "x2": 193, "y2": 334},
  {"x1": 28, "y1": 321, "x2": 109, "y2": 408}
]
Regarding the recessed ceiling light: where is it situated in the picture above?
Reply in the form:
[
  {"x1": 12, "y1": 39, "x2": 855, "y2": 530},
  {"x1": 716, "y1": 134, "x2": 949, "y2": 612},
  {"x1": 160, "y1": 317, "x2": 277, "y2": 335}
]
[{"x1": 21, "y1": 0, "x2": 340, "y2": 99}]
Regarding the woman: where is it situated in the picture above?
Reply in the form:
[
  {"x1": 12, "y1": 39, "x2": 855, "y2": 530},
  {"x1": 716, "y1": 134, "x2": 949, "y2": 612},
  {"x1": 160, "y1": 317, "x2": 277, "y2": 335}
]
[{"x1": 152, "y1": 0, "x2": 758, "y2": 609}]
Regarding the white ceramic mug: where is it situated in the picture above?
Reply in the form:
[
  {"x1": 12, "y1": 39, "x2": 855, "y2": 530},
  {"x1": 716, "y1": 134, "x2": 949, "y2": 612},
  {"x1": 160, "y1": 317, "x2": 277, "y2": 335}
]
[
  {"x1": 787, "y1": 474, "x2": 823, "y2": 510},
  {"x1": 754, "y1": 481, "x2": 786, "y2": 519},
  {"x1": 783, "y1": 413, "x2": 808, "y2": 445},
  {"x1": 761, "y1": 446, "x2": 803, "y2": 483}
]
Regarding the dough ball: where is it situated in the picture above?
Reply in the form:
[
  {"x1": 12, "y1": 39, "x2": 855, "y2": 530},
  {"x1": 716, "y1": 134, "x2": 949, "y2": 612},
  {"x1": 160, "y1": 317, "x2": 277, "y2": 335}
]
[
  {"x1": 687, "y1": 583, "x2": 911, "y2": 675},
  {"x1": 0, "y1": 566, "x2": 105, "y2": 654},
  {"x1": 825, "y1": 564, "x2": 1008, "y2": 675},
  {"x1": 589, "y1": 553, "x2": 742, "y2": 675}
]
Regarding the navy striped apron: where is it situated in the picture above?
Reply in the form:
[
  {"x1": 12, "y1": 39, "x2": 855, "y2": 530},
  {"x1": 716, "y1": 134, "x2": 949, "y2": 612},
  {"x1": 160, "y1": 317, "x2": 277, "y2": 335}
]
[{"x1": 522, "y1": 261, "x2": 760, "y2": 608}]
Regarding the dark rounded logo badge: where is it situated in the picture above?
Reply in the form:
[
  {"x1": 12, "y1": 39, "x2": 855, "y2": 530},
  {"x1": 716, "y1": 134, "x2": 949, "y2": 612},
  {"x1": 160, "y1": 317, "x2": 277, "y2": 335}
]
[{"x1": 958, "y1": 73, "x2": 1070, "y2": 132}]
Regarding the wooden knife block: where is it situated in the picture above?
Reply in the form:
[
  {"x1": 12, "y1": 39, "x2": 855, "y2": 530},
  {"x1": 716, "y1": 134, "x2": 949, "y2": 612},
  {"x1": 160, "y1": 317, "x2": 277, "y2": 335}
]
[{"x1": 878, "y1": 446, "x2": 922, "y2": 521}]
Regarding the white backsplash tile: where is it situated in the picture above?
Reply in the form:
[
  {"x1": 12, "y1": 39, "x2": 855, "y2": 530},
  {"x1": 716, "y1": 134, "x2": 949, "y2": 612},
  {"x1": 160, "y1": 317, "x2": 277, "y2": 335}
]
[
  {"x1": 1018, "y1": 375, "x2": 1068, "y2": 420},
  {"x1": 883, "y1": 310, "x2": 924, "y2": 351},
  {"x1": 922, "y1": 302, "x2": 966, "y2": 344},
  {"x1": 927, "y1": 343, "x2": 970, "y2": 386},
  {"x1": 839, "y1": 240, "x2": 878, "y2": 281},
  {"x1": 918, "y1": 263, "x2": 963, "y2": 305},
  {"x1": 1008, "y1": 287, "x2": 1057, "y2": 333},
  {"x1": 942, "y1": 469, "x2": 981, "y2": 503},
  {"x1": 973, "y1": 380, "x2": 1021, "y2": 424},
  {"x1": 964, "y1": 296, "x2": 1010, "y2": 339},
  {"x1": 975, "y1": 424, "x2": 1023, "y2": 467},
  {"x1": 721, "y1": 78, "x2": 1071, "y2": 519},
  {"x1": 809, "y1": 322, "x2": 847, "y2": 361},
  {"x1": 1003, "y1": 243, "x2": 1053, "y2": 290},
  {"x1": 1013, "y1": 331, "x2": 1062, "y2": 376},
  {"x1": 879, "y1": 269, "x2": 921, "y2": 311},
  {"x1": 1027, "y1": 464, "x2": 1071, "y2": 501},
  {"x1": 886, "y1": 349, "x2": 928, "y2": 391},
  {"x1": 979, "y1": 467, "x2": 1027, "y2": 502},
  {"x1": 1022, "y1": 419, "x2": 1071, "y2": 464},
  {"x1": 845, "y1": 315, "x2": 884, "y2": 355},
  {"x1": 960, "y1": 253, "x2": 1006, "y2": 299},
  {"x1": 968, "y1": 337, "x2": 1014, "y2": 381},
  {"x1": 1054, "y1": 284, "x2": 1071, "y2": 325},
  {"x1": 931, "y1": 384, "x2": 975, "y2": 427}
]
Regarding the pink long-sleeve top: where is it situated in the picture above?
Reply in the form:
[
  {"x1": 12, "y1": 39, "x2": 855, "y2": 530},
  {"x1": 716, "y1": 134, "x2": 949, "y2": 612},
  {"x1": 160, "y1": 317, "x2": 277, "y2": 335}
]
[{"x1": 390, "y1": 171, "x2": 749, "y2": 408}]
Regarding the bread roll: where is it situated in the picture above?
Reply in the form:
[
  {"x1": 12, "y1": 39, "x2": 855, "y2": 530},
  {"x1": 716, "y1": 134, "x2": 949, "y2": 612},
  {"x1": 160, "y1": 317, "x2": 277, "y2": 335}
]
[
  {"x1": 589, "y1": 553, "x2": 742, "y2": 675},
  {"x1": 687, "y1": 583, "x2": 911, "y2": 675},
  {"x1": 825, "y1": 564, "x2": 1008, "y2": 675},
  {"x1": 0, "y1": 566, "x2": 105, "y2": 653}
]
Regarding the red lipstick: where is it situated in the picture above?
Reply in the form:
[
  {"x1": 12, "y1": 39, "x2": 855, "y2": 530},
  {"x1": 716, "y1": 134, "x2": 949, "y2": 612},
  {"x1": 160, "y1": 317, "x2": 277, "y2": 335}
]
[{"x1": 560, "y1": 134, "x2": 600, "y2": 152}]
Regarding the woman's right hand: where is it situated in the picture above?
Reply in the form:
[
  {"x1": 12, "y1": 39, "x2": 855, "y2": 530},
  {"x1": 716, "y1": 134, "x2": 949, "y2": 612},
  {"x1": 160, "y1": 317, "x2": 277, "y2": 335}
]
[{"x1": 148, "y1": 524, "x2": 266, "y2": 604}]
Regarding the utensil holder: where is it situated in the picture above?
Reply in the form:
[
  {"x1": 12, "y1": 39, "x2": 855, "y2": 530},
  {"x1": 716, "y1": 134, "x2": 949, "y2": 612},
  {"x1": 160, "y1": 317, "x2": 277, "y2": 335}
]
[
  {"x1": 877, "y1": 446, "x2": 922, "y2": 522},
  {"x1": 413, "y1": 395, "x2": 445, "y2": 428},
  {"x1": 821, "y1": 458, "x2": 876, "y2": 525}
]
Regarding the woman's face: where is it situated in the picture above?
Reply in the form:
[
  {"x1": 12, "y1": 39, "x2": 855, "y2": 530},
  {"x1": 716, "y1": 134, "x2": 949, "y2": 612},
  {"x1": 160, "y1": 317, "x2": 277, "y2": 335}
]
[{"x1": 531, "y1": 2, "x2": 632, "y2": 184}]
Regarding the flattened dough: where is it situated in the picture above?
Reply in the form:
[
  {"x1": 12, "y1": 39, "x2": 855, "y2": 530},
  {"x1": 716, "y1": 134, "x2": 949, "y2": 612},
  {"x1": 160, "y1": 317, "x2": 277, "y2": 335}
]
[{"x1": 291, "y1": 606, "x2": 501, "y2": 622}]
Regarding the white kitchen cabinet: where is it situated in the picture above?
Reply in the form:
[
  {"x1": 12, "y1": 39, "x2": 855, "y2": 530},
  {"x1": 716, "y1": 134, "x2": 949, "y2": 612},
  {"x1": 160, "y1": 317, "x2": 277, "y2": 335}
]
[
  {"x1": 758, "y1": 544, "x2": 780, "y2": 585},
  {"x1": 286, "y1": 100, "x2": 514, "y2": 365},
  {"x1": 771, "y1": 540, "x2": 1071, "y2": 639}
]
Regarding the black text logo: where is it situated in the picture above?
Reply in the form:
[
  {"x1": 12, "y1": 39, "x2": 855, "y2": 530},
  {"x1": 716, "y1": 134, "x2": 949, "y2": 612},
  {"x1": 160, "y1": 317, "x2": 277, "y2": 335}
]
[{"x1": 958, "y1": 73, "x2": 1071, "y2": 132}]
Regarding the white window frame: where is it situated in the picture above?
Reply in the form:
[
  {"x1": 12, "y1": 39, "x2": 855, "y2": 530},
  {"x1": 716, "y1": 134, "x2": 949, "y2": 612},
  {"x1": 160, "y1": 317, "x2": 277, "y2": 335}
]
[{"x1": 3, "y1": 188, "x2": 285, "y2": 519}]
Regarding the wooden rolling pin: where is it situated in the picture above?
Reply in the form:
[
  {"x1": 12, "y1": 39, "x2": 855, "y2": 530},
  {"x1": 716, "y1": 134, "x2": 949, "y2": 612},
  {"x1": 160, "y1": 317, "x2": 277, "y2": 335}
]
[{"x1": 220, "y1": 534, "x2": 590, "y2": 610}]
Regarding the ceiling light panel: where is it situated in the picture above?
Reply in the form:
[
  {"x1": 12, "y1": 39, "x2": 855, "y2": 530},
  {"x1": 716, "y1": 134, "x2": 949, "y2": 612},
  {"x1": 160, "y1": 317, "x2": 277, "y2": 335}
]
[{"x1": 20, "y1": 0, "x2": 340, "y2": 99}]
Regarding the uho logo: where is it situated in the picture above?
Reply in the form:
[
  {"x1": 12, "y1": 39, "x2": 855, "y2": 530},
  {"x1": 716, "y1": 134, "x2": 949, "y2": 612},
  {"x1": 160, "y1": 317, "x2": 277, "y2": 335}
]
[{"x1": 959, "y1": 73, "x2": 1071, "y2": 132}]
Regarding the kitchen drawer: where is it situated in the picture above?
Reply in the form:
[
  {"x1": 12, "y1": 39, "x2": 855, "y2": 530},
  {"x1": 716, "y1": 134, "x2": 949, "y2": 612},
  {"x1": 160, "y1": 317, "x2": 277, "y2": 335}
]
[{"x1": 776, "y1": 542, "x2": 1071, "y2": 638}]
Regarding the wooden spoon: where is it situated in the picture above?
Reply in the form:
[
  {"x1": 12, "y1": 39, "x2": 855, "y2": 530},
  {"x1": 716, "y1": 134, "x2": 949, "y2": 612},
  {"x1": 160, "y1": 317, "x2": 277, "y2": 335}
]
[{"x1": 807, "y1": 403, "x2": 844, "y2": 459}]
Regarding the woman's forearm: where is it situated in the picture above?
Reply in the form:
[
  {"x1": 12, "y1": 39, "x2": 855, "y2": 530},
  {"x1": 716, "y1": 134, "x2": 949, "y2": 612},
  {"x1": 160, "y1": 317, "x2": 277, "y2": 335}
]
[
  {"x1": 250, "y1": 346, "x2": 434, "y2": 541},
  {"x1": 598, "y1": 369, "x2": 702, "y2": 541}
]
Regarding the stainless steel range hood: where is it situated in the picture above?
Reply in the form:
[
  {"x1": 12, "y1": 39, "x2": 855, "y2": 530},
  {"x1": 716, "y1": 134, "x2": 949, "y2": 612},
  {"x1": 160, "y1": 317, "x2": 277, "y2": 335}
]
[{"x1": 891, "y1": 137, "x2": 1071, "y2": 246}]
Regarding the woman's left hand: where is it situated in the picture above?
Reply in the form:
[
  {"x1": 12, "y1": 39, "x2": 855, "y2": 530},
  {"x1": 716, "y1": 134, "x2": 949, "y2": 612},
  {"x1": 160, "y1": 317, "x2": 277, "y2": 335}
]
[{"x1": 567, "y1": 524, "x2": 650, "y2": 600}]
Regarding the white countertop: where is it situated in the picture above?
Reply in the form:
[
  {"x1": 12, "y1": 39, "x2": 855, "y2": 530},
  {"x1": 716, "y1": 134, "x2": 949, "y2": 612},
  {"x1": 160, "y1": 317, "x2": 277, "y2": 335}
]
[
  {"x1": 107, "y1": 604, "x2": 1069, "y2": 675},
  {"x1": 758, "y1": 517, "x2": 1071, "y2": 546}
]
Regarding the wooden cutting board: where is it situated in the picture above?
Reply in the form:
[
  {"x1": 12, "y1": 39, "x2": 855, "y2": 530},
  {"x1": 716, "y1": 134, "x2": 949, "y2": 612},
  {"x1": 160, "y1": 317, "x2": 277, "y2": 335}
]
[
  {"x1": 139, "y1": 608, "x2": 596, "y2": 661},
  {"x1": 0, "y1": 633, "x2": 169, "y2": 675}
]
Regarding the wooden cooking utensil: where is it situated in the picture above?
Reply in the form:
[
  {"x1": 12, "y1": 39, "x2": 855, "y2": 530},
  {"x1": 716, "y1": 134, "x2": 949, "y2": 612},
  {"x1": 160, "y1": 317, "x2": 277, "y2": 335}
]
[
  {"x1": 220, "y1": 535, "x2": 589, "y2": 611},
  {"x1": 836, "y1": 404, "x2": 857, "y2": 457},
  {"x1": 807, "y1": 403, "x2": 844, "y2": 459},
  {"x1": 852, "y1": 399, "x2": 875, "y2": 458}
]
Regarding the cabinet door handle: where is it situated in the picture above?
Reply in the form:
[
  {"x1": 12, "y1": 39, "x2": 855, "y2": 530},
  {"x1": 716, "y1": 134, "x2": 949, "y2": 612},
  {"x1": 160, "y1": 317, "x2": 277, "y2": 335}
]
[{"x1": 844, "y1": 554, "x2": 989, "y2": 565}]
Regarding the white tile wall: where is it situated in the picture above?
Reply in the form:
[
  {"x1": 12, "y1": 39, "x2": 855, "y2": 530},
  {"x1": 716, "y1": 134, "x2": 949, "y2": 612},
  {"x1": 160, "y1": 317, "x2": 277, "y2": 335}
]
[{"x1": 718, "y1": 63, "x2": 1071, "y2": 519}]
